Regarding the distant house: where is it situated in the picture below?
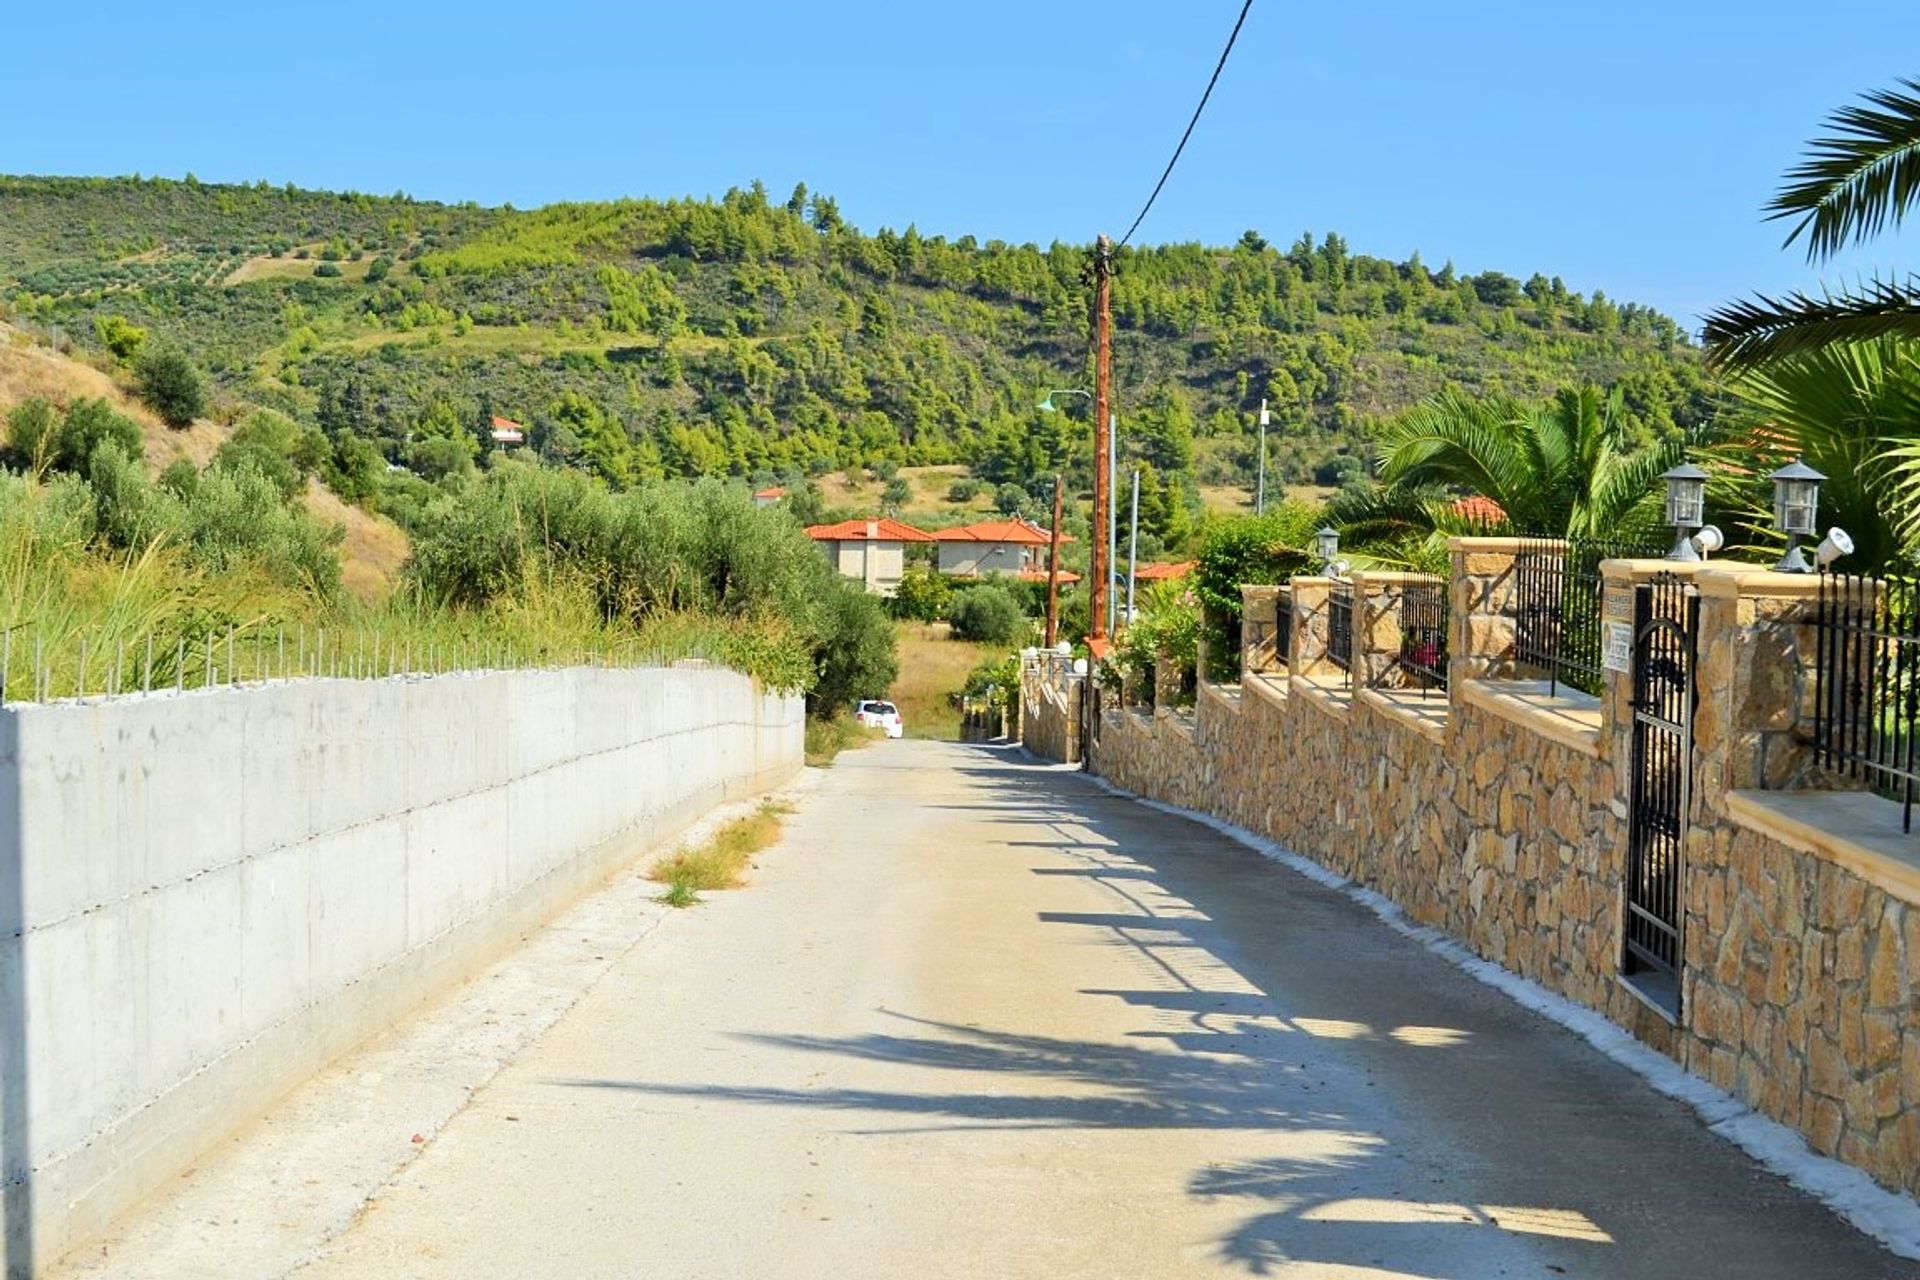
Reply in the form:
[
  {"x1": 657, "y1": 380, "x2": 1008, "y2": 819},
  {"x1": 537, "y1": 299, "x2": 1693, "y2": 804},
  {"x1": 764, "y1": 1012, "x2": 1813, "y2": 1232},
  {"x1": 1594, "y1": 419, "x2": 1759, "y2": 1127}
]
[
  {"x1": 1450, "y1": 494, "x2": 1505, "y2": 526},
  {"x1": 1131, "y1": 560, "x2": 1197, "y2": 583},
  {"x1": 490, "y1": 416, "x2": 527, "y2": 447},
  {"x1": 753, "y1": 486, "x2": 788, "y2": 507},
  {"x1": 805, "y1": 518, "x2": 934, "y2": 597},
  {"x1": 933, "y1": 518, "x2": 1074, "y2": 578}
]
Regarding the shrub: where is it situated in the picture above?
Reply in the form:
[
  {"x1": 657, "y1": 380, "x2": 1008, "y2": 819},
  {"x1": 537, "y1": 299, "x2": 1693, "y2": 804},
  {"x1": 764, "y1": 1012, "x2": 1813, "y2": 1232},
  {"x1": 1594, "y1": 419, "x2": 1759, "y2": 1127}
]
[
  {"x1": 881, "y1": 476, "x2": 911, "y2": 510},
  {"x1": 134, "y1": 346, "x2": 207, "y2": 427},
  {"x1": 313, "y1": 262, "x2": 343, "y2": 278},
  {"x1": 947, "y1": 583, "x2": 1028, "y2": 644},
  {"x1": 214, "y1": 409, "x2": 308, "y2": 499},
  {"x1": 946, "y1": 477, "x2": 980, "y2": 503},
  {"x1": 4, "y1": 398, "x2": 60, "y2": 473},
  {"x1": 56, "y1": 398, "x2": 143, "y2": 472},
  {"x1": 93, "y1": 314, "x2": 148, "y2": 362},
  {"x1": 810, "y1": 583, "x2": 898, "y2": 715},
  {"x1": 889, "y1": 564, "x2": 953, "y2": 622},
  {"x1": 993, "y1": 481, "x2": 1031, "y2": 517}
]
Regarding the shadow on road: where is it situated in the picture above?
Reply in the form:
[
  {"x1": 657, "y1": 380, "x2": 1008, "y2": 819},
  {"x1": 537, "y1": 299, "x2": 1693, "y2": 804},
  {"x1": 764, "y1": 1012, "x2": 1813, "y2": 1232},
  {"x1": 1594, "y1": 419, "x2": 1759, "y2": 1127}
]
[{"x1": 557, "y1": 745, "x2": 1909, "y2": 1278}]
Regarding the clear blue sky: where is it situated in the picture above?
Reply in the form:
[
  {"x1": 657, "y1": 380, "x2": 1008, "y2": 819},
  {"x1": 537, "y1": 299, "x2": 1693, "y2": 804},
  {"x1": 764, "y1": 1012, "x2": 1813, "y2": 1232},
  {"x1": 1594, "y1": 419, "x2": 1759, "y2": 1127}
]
[{"x1": 7, "y1": 1, "x2": 1918, "y2": 329}]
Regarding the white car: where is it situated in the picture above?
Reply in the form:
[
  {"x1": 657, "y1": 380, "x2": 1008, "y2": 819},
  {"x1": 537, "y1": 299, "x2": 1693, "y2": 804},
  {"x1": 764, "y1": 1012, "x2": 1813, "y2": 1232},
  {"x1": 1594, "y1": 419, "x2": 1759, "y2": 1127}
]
[{"x1": 854, "y1": 699, "x2": 904, "y2": 739}]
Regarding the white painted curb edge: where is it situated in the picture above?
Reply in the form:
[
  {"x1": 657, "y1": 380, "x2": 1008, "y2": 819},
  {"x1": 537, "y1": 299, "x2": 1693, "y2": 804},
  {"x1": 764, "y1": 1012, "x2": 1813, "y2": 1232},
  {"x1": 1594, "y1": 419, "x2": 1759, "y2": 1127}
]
[{"x1": 1021, "y1": 750, "x2": 1920, "y2": 1260}]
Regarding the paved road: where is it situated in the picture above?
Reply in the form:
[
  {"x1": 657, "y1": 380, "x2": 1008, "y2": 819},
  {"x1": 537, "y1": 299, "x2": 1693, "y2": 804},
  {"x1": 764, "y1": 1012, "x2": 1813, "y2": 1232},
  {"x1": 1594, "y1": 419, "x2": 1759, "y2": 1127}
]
[{"x1": 271, "y1": 739, "x2": 1904, "y2": 1279}]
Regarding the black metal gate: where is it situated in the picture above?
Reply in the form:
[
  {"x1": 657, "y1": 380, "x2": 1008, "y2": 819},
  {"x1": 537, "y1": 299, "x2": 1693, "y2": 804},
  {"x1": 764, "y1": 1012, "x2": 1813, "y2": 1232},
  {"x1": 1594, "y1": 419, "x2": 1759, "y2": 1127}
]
[{"x1": 1623, "y1": 575, "x2": 1697, "y2": 1013}]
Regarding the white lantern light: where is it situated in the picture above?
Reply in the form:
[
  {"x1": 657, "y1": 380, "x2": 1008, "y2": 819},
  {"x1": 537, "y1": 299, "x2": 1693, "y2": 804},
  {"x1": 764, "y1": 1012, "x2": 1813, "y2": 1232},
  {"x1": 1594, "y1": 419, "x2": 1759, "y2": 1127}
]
[
  {"x1": 1768, "y1": 458, "x2": 1826, "y2": 572},
  {"x1": 1316, "y1": 526, "x2": 1341, "y2": 574},
  {"x1": 1661, "y1": 461, "x2": 1708, "y2": 561}
]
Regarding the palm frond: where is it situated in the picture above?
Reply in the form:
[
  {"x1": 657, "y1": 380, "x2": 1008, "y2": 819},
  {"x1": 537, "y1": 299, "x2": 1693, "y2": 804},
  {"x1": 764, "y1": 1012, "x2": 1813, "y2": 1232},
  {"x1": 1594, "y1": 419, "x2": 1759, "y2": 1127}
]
[
  {"x1": 1769, "y1": 77, "x2": 1920, "y2": 262},
  {"x1": 1702, "y1": 276, "x2": 1920, "y2": 370}
]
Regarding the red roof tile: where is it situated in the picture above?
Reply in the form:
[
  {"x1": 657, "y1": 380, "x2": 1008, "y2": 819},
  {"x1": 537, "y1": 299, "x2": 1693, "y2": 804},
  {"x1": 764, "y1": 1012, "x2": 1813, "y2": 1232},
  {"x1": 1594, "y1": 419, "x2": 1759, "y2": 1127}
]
[
  {"x1": 490, "y1": 416, "x2": 523, "y2": 432},
  {"x1": 804, "y1": 518, "x2": 935, "y2": 543},
  {"x1": 1131, "y1": 560, "x2": 1197, "y2": 581},
  {"x1": 932, "y1": 518, "x2": 1073, "y2": 545},
  {"x1": 753, "y1": 486, "x2": 788, "y2": 499},
  {"x1": 1450, "y1": 495, "x2": 1506, "y2": 524},
  {"x1": 1015, "y1": 568, "x2": 1082, "y2": 584}
]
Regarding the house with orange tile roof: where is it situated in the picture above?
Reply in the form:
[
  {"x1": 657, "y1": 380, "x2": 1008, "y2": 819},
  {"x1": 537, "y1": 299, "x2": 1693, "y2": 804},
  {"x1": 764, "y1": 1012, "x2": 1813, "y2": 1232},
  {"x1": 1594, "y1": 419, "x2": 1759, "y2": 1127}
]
[
  {"x1": 752, "y1": 486, "x2": 788, "y2": 507},
  {"x1": 1450, "y1": 494, "x2": 1506, "y2": 526},
  {"x1": 489, "y1": 416, "x2": 526, "y2": 447},
  {"x1": 804, "y1": 517, "x2": 934, "y2": 596},
  {"x1": 932, "y1": 518, "x2": 1074, "y2": 578},
  {"x1": 1130, "y1": 560, "x2": 1196, "y2": 582}
]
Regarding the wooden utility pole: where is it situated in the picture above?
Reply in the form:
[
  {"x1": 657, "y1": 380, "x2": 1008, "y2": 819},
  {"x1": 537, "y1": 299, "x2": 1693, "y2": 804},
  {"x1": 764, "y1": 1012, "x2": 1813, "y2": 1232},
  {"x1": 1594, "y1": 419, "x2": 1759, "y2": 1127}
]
[
  {"x1": 1090, "y1": 234, "x2": 1113, "y2": 647},
  {"x1": 1044, "y1": 473, "x2": 1064, "y2": 647}
]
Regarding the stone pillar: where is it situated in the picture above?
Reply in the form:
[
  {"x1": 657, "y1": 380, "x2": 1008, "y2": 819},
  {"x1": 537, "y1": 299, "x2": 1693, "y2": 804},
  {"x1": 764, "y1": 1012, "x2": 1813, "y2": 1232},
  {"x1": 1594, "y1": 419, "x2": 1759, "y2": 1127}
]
[
  {"x1": 1691, "y1": 567, "x2": 1844, "y2": 814},
  {"x1": 1240, "y1": 584, "x2": 1283, "y2": 676},
  {"x1": 1350, "y1": 571, "x2": 1444, "y2": 691},
  {"x1": 1449, "y1": 536, "x2": 1530, "y2": 683},
  {"x1": 1288, "y1": 576, "x2": 1337, "y2": 679},
  {"x1": 1153, "y1": 645, "x2": 1183, "y2": 710}
]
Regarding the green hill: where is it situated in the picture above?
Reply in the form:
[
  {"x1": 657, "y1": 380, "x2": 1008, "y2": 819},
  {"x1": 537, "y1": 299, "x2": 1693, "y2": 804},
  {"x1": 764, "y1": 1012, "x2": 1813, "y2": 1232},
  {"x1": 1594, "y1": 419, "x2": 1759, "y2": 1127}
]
[{"x1": 0, "y1": 174, "x2": 1712, "y2": 550}]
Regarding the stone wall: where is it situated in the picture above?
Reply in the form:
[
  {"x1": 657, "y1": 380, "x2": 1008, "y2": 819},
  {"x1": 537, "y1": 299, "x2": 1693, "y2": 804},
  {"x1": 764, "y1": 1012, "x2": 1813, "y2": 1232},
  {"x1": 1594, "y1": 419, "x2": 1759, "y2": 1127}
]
[
  {"x1": 1063, "y1": 540, "x2": 1920, "y2": 1201},
  {"x1": 1019, "y1": 650, "x2": 1084, "y2": 764}
]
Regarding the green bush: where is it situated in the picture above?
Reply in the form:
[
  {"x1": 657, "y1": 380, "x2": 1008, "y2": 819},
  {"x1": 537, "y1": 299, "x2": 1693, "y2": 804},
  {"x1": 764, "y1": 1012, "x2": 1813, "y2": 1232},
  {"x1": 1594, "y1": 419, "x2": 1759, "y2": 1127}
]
[
  {"x1": 56, "y1": 398, "x2": 143, "y2": 473},
  {"x1": 946, "y1": 477, "x2": 980, "y2": 503},
  {"x1": 214, "y1": 409, "x2": 308, "y2": 499},
  {"x1": 134, "y1": 345, "x2": 207, "y2": 427},
  {"x1": 809, "y1": 583, "x2": 898, "y2": 715},
  {"x1": 4, "y1": 398, "x2": 60, "y2": 473},
  {"x1": 888, "y1": 564, "x2": 953, "y2": 622},
  {"x1": 947, "y1": 583, "x2": 1027, "y2": 644},
  {"x1": 93, "y1": 314, "x2": 149, "y2": 362},
  {"x1": 313, "y1": 262, "x2": 343, "y2": 278}
]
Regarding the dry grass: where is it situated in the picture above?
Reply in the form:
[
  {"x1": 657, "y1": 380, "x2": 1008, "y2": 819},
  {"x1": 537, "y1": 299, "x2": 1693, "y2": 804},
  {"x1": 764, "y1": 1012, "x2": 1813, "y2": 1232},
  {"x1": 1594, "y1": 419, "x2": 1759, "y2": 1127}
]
[
  {"x1": 226, "y1": 250, "x2": 381, "y2": 285},
  {"x1": 649, "y1": 801, "x2": 791, "y2": 903},
  {"x1": 889, "y1": 620, "x2": 1004, "y2": 740},
  {"x1": 1198, "y1": 482, "x2": 1337, "y2": 515},
  {"x1": 0, "y1": 323, "x2": 226, "y2": 469},
  {"x1": 304, "y1": 480, "x2": 410, "y2": 603},
  {"x1": 804, "y1": 715, "x2": 883, "y2": 766}
]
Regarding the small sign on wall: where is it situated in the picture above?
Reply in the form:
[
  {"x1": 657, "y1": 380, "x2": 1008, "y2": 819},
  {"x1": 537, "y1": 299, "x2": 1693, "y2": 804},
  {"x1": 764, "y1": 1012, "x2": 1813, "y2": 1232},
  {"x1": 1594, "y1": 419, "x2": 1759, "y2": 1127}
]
[{"x1": 1601, "y1": 621, "x2": 1632, "y2": 673}]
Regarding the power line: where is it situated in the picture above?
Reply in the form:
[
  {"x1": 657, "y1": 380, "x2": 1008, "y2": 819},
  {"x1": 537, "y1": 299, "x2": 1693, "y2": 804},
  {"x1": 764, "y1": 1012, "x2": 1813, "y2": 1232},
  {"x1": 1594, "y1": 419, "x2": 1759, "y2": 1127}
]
[{"x1": 1116, "y1": 0, "x2": 1255, "y2": 248}]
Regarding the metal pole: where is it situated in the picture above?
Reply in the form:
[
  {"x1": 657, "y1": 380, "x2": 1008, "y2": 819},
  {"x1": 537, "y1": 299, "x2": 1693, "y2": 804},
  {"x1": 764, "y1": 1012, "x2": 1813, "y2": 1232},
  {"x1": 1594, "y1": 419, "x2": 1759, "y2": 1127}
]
[
  {"x1": 1256, "y1": 398, "x2": 1269, "y2": 515},
  {"x1": 1045, "y1": 473, "x2": 1064, "y2": 648},
  {"x1": 1126, "y1": 467, "x2": 1141, "y2": 625},
  {"x1": 1090, "y1": 233, "x2": 1113, "y2": 645},
  {"x1": 1107, "y1": 411, "x2": 1118, "y2": 638}
]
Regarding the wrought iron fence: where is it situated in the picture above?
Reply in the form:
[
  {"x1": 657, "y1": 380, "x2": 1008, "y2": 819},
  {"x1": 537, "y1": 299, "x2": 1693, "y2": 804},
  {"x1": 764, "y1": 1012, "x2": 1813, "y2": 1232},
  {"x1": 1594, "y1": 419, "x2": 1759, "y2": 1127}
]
[
  {"x1": 1814, "y1": 571, "x2": 1920, "y2": 832},
  {"x1": 1275, "y1": 591, "x2": 1293, "y2": 669},
  {"x1": 1328, "y1": 582, "x2": 1353, "y2": 684},
  {"x1": 1514, "y1": 536, "x2": 1664, "y2": 696},
  {"x1": 1385, "y1": 579, "x2": 1449, "y2": 695}
]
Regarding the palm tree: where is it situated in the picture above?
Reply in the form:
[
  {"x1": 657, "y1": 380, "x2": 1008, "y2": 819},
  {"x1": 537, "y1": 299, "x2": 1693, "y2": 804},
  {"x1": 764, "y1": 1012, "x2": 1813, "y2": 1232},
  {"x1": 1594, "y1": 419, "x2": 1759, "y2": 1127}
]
[
  {"x1": 1707, "y1": 338, "x2": 1920, "y2": 572},
  {"x1": 1704, "y1": 77, "x2": 1920, "y2": 369},
  {"x1": 1332, "y1": 384, "x2": 1677, "y2": 562}
]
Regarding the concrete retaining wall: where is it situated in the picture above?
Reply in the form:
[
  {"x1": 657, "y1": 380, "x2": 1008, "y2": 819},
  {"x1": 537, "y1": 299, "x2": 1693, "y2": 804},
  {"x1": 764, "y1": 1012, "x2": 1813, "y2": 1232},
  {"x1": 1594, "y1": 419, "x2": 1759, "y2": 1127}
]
[{"x1": 0, "y1": 664, "x2": 803, "y2": 1277}]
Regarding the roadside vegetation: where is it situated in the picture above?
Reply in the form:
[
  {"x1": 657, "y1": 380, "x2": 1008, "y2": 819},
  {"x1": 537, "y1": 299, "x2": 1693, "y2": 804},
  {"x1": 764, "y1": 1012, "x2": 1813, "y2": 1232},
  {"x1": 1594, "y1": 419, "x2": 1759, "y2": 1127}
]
[
  {"x1": 804, "y1": 715, "x2": 883, "y2": 766},
  {"x1": 651, "y1": 800, "x2": 791, "y2": 906}
]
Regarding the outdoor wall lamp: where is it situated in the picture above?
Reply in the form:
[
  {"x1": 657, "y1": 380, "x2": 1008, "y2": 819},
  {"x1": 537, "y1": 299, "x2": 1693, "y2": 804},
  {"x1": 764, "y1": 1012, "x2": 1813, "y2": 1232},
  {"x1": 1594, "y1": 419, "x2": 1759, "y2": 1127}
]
[
  {"x1": 1691, "y1": 525, "x2": 1725, "y2": 558},
  {"x1": 1817, "y1": 527, "x2": 1855, "y2": 569},
  {"x1": 1769, "y1": 458, "x2": 1826, "y2": 572},
  {"x1": 1661, "y1": 460, "x2": 1709, "y2": 561},
  {"x1": 1316, "y1": 526, "x2": 1341, "y2": 574}
]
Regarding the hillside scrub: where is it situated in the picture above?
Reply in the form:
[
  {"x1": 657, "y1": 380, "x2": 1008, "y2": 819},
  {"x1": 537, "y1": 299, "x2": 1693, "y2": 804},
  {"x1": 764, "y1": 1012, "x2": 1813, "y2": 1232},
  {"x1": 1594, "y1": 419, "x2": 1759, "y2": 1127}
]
[
  {"x1": 1, "y1": 175, "x2": 1716, "y2": 556},
  {"x1": 402, "y1": 464, "x2": 896, "y2": 707}
]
